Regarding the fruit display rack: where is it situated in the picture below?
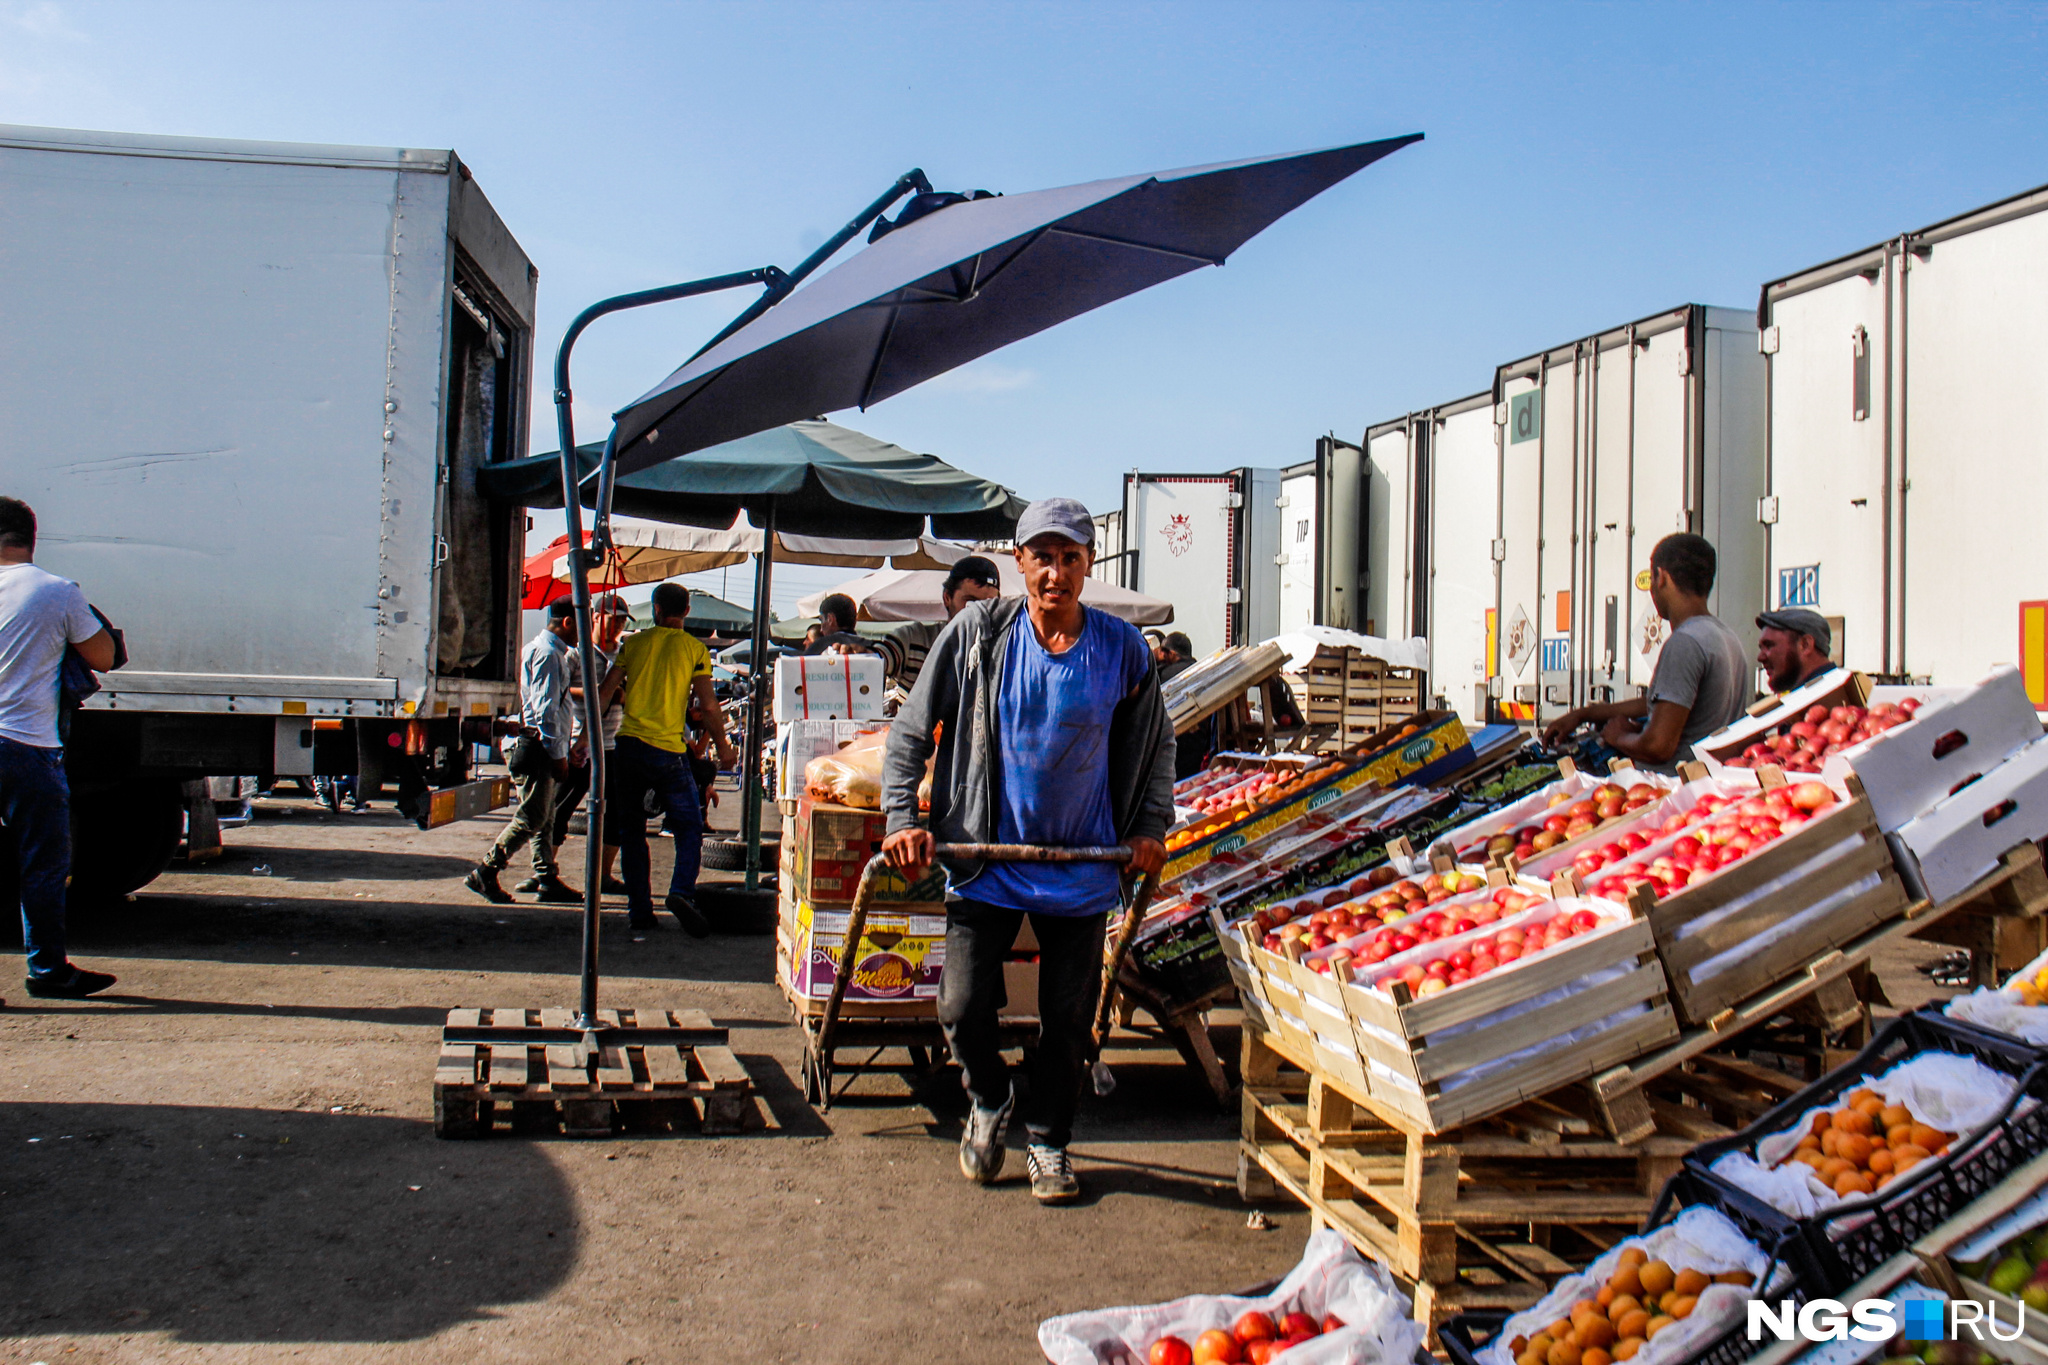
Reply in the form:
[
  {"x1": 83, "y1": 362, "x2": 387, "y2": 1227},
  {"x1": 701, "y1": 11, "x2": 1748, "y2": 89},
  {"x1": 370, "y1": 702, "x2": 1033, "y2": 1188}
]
[
  {"x1": 433, "y1": 1006, "x2": 756, "y2": 1138},
  {"x1": 1233, "y1": 841, "x2": 2048, "y2": 1341}
]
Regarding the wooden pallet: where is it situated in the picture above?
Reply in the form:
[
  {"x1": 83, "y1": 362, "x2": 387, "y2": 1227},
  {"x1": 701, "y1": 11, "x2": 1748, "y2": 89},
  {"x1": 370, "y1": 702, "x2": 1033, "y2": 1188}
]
[
  {"x1": 433, "y1": 1006, "x2": 754, "y2": 1138},
  {"x1": 1238, "y1": 1022, "x2": 1713, "y2": 1328}
]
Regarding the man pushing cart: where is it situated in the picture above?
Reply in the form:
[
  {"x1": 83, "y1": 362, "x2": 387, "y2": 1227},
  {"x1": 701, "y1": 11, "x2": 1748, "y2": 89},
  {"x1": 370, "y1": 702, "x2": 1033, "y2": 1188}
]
[{"x1": 880, "y1": 498, "x2": 1177, "y2": 1205}]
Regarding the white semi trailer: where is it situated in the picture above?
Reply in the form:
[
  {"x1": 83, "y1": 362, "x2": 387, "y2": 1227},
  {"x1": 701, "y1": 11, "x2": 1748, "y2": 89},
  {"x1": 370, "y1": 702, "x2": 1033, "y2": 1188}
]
[
  {"x1": 1121, "y1": 469, "x2": 1281, "y2": 656},
  {"x1": 1492, "y1": 304, "x2": 1767, "y2": 729},
  {"x1": 0, "y1": 125, "x2": 534, "y2": 897},
  {"x1": 1758, "y1": 179, "x2": 2048, "y2": 698},
  {"x1": 1274, "y1": 437, "x2": 1365, "y2": 637},
  {"x1": 1363, "y1": 393, "x2": 1495, "y2": 724}
]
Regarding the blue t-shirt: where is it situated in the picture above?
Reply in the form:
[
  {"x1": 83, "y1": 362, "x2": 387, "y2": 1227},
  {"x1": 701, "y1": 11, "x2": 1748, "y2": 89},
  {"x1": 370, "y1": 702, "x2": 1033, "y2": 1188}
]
[{"x1": 962, "y1": 607, "x2": 1152, "y2": 916}]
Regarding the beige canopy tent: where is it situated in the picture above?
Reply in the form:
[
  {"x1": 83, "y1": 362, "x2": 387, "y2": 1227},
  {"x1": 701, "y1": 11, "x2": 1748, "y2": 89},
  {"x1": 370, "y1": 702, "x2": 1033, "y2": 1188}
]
[
  {"x1": 796, "y1": 561, "x2": 1174, "y2": 626},
  {"x1": 524, "y1": 520, "x2": 977, "y2": 600}
]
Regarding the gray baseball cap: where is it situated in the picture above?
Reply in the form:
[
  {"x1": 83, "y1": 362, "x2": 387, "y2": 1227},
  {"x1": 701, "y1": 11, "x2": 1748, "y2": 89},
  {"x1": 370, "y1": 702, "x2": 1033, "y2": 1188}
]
[
  {"x1": 1756, "y1": 608, "x2": 1831, "y2": 655},
  {"x1": 1013, "y1": 497, "x2": 1095, "y2": 549}
]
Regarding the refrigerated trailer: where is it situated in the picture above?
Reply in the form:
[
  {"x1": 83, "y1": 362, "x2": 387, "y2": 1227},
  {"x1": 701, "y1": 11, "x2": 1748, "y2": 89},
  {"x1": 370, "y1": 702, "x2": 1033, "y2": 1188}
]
[
  {"x1": 1364, "y1": 393, "x2": 1497, "y2": 725},
  {"x1": 1274, "y1": 436, "x2": 1365, "y2": 636},
  {"x1": 1758, "y1": 180, "x2": 2048, "y2": 697},
  {"x1": 0, "y1": 125, "x2": 534, "y2": 897},
  {"x1": 1492, "y1": 304, "x2": 1766, "y2": 728},
  {"x1": 1122, "y1": 469, "x2": 1281, "y2": 656}
]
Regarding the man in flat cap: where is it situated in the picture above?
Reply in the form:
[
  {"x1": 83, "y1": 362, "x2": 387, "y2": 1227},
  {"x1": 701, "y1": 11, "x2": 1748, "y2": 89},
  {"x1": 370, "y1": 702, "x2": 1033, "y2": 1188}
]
[
  {"x1": 881, "y1": 497, "x2": 1174, "y2": 1205},
  {"x1": 1755, "y1": 608, "x2": 1838, "y2": 695}
]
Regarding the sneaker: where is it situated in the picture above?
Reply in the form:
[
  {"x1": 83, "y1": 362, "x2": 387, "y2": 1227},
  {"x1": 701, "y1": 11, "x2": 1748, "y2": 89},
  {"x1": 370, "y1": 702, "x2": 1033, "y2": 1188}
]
[
  {"x1": 958, "y1": 1088, "x2": 1013, "y2": 1184},
  {"x1": 1026, "y1": 1144, "x2": 1081, "y2": 1204},
  {"x1": 25, "y1": 967, "x2": 118, "y2": 999},
  {"x1": 463, "y1": 865, "x2": 512, "y2": 905},
  {"x1": 665, "y1": 894, "x2": 710, "y2": 939},
  {"x1": 601, "y1": 877, "x2": 630, "y2": 897},
  {"x1": 627, "y1": 913, "x2": 660, "y2": 932},
  {"x1": 513, "y1": 876, "x2": 543, "y2": 893},
  {"x1": 531, "y1": 877, "x2": 582, "y2": 904}
]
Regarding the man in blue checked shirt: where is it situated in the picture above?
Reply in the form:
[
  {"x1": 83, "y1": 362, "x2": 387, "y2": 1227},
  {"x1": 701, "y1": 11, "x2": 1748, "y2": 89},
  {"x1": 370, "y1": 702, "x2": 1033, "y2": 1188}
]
[{"x1": 466, "y1": 598, "x2": 582, "y2": 905}]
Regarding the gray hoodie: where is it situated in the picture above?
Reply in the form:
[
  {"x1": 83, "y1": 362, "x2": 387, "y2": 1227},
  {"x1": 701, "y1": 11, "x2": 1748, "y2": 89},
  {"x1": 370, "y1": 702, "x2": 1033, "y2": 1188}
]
[{"x1": 881, "y1": 596, "x2": 1178, "y2": 889}]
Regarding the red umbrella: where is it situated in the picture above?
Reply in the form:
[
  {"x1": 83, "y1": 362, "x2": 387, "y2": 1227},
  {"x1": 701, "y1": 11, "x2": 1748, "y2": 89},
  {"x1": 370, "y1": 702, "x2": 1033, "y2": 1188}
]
[{"x1": 521, "y1": 534, "x2": 632, "y2": 609}]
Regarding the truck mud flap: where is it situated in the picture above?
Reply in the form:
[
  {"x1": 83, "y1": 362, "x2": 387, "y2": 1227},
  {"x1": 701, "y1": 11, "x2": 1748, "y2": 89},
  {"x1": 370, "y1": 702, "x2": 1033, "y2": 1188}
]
[{"x1": 424, "y1": 776, "x2": 513, "y2": 829}]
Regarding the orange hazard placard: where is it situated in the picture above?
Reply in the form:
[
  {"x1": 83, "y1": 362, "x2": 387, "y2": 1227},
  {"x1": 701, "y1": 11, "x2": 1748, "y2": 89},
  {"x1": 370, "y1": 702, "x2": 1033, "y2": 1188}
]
[{"x1": 2022, "y1": 600, "x2": 2048, "y2": 708}]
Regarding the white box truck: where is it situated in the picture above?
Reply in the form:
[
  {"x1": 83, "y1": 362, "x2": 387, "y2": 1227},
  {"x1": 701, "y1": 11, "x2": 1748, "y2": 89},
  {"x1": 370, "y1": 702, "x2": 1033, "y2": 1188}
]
[
  {"x1": 1274, "y1": 436, "x2": 1364, "y2": 637},
  {"x1": 1364, "y1": 393, "x2": 1496, "y2": 724},
  {"x1": 1758, "y1": 179, "x2": 2048, "y2": 696},
  {"x1": 0, "y1": 124, "x2": 534, "y2": 896},
  {"x1": 1121, "y1": 469, "x2": 1281, "y2": 656},
  {"x1": 1492, "y1": 304, "x2": 1766, "y2": 728}
]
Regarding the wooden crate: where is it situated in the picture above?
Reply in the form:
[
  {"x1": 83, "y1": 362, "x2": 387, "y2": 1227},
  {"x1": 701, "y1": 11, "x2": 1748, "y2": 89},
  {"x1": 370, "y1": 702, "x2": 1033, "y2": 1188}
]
[
  {"x1": 1261, "y1": 894, "x2": 1678, "y2": 1136},
  {"x1": 433, "y1": 1006, "x2": 754, "y2": 1138},
  {"x1": 1627, "y1": 785, "x2": 1911, "y2": 1027},
  {"x1": 1238, "y1": 1023, "x2": 1704, "y2": 1329}
]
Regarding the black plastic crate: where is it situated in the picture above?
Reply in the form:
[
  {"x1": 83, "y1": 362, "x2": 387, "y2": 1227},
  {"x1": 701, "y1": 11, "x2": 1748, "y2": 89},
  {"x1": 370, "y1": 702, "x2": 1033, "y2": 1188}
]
[
  {"x1": 1441, "y1": 1178, "x2": 1815, "y2": 1365},
  {"x1": 1682, "y1": 1009, "x2": 2048, "y2": 1292},
  {"x1": 1130, "y1": 907, "x2": 1230, "y2": 1008}
]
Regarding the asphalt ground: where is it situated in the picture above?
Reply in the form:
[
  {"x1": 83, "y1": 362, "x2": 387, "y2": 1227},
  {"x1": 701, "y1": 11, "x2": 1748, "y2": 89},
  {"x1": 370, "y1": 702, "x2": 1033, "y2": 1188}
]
[{"x1": 1, "y1": 778, "x2": 1302, "y2": 1364}]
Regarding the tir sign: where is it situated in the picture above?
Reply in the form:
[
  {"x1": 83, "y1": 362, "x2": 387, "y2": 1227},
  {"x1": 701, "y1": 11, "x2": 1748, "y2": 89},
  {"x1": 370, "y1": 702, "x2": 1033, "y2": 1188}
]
[{"x1": 1510, "y1": 390, "x2": 1543, "y2": 445}]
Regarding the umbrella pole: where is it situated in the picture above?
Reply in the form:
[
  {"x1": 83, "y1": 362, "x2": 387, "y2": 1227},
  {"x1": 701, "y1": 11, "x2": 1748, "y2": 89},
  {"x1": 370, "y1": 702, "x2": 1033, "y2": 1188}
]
[
  {"x1": 548, "y1": 270, "x2": 790, "y2": 1031},
  {"x1": 742, "y1": 499, "x2": 777, "y2": 892}
]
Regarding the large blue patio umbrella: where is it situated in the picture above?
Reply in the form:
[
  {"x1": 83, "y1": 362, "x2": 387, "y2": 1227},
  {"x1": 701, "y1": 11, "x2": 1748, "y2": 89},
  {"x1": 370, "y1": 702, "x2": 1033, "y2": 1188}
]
[{"x1": 542, "y1": 134, "x2": 1421, "y2": 1031}]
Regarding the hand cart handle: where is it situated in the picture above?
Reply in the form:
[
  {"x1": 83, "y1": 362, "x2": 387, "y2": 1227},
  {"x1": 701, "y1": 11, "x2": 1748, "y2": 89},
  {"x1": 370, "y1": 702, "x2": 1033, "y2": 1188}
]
[{"x1": 813, "y1": 843, "x2": 1158, "y2": 1092}]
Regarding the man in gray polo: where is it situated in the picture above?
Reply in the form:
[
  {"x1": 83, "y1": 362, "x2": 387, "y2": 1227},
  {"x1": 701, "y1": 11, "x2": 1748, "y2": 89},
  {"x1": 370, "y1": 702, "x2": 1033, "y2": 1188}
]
[
  {"x1": 1542, "y1": 533, "x2": 1751, "y2": 769},
  {"x1": 1755, "y1": 608, "x2": 1837, "y2": 695},
  {"x1": 880, "y1": 498, "x2": 1175, "y2": 1205}
]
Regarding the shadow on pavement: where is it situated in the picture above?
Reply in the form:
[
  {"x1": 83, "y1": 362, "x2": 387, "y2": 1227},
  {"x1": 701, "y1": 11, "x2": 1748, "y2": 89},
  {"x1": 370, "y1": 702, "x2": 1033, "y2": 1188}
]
[
  {"x1": 1, "y1": 996, "x2": 453, "y2": 1029},
  {"x1": 41, "y1": 894, "x2": 781, "y2": 986},
  {"x1": 0, "y1": 1102, "x2": 578, "y2": 1343},
  {"x1": 187, "y1": 846, "x2": 482, "y2": 884}
]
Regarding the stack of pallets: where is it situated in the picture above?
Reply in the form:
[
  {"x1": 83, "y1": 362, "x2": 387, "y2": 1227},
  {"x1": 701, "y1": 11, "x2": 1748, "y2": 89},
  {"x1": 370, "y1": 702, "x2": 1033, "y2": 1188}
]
[{"x1": 1282, "y1": 646, "x2": 1423, "y2": 750}]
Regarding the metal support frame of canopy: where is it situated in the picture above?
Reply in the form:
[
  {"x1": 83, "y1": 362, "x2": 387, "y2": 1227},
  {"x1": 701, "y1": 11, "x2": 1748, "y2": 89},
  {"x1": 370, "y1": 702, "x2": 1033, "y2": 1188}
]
[{"x1": 517, "y1": 169, "x2": 933, "y2": 1062}]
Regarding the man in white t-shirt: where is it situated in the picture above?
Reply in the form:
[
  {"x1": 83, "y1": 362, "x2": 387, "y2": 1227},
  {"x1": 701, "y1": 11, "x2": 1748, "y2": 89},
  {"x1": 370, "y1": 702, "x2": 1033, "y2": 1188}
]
[{"x1": 0, "y1": 498, "x2": 120, "y2": 998}]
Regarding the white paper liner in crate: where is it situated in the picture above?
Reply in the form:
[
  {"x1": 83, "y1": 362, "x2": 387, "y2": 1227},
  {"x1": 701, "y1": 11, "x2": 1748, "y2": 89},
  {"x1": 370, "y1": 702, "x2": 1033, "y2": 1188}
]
[
  {"x1": 1945, "y1": 942, "x2": 2048, "y2": 1045},
  {"x1": 1474, "y1": 1206, "x2": 1773, "y2": 1365},
  {"x1": 1707, "y1": 1051, "x2": 2020, "y2": 1226},
  {"x1": 1038, "y1": 1229, "x2": 1426, "y2": 1365}
]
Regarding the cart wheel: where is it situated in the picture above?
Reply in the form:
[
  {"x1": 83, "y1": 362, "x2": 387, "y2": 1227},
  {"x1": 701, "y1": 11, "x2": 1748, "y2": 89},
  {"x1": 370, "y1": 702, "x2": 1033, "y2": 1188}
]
[{"x1": 801, "y1": 1051, "x2": 822, "y2": 1106}]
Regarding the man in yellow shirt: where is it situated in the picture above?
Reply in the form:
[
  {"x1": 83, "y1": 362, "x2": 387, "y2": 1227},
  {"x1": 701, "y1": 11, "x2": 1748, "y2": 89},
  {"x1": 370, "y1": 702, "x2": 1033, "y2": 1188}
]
[{"x1": 601, "y1": 583, "x2": 737, "y2": 934}]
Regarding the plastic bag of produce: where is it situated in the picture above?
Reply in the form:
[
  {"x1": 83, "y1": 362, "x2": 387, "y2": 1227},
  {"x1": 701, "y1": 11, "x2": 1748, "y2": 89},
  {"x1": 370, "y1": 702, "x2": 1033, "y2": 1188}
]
[
  {"x1": 804, "y1": 729, "x2": 888, "y2": 808},
  {"x1": 1037, "y1": 1230, "x2": 1424, "y2": 1365},
  {"x1": 1476, "y1": 1206, "x2": 1770, "y2": 1365}
]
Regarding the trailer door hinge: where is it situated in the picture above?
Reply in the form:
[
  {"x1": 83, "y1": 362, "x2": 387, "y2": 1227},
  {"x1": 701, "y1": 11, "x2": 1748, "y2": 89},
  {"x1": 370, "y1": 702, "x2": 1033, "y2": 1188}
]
[
  {"x1": 1274, "y1": 553, "x2": 1288, "y2": 567},
  {"x1": 1225, "y1": 587, "x2": 1243, "y2": 605},
  {"x1": 1757, "y1": 495, "x2": 1780, "y2": 526},
  {"x1": 1494, "y1": 402, "x2": 1508, "y2": 425},
  {"x1": 1275, "y1": 495, "x2": 1290, "y2": 509},
  {"x1": 1490, "y1": 538, "x2": 1507, "y2": 562},
  {"x1": 1224, "y1": 492, "x2": 1244, "y2": 509},
  {"x1": 1759, "y1": 326, "x2": 1780, "y2": 355}
]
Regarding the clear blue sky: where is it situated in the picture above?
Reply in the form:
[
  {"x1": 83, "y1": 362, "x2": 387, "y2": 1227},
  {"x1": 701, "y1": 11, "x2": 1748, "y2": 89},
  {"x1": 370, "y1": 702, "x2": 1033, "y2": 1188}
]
[{"x1": 7, "y1": 0, "x2": 2046, "y2": 610}]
